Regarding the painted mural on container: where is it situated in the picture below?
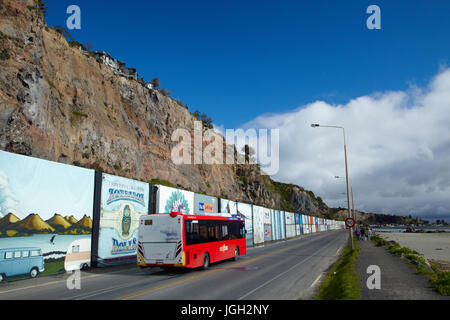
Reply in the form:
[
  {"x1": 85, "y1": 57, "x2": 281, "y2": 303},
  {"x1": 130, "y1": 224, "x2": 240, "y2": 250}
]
[
  {"x1": 97, "y1": 173, "x2": 149, "y2": 266},
  {"x1": 0, "y1": 151, "x2": 94, "y2": 280},
  {"x1": 194, "y1": 194, "x2": 218, "y2": 215},
  {"x1": 156, "y1": 185, "x2": 194, "y2": 215},
  {"x1": 252, "y1": 206, "x2": 267, "y2": 245},
  {"x1": 220, "y1": 199, "x2": 237, "y2": 215},
  {"x1": 237, "y1": 203, "x2": 253, "y2": 247}
]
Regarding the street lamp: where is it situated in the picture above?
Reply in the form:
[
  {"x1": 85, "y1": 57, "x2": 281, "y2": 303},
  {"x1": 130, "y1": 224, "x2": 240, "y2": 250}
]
[
  {"x1": 335, "y1": 176, "x2": 355, "y2": 221},
  {"x1": 311, "y1": 124, "x2": 354, "y2": 250}
]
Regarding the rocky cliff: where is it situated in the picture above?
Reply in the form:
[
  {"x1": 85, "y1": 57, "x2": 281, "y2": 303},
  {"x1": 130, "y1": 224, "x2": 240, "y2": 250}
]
[{"x1": 0, "y1": 0, "x2": 327, "y2": 216}]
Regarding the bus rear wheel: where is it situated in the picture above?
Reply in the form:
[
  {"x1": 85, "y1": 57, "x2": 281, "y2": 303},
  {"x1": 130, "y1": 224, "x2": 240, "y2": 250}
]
[
  {"x1": 0, "y1": 274, "x2": 4, "y2": 282},
  {"x1": 30, "y1": 268, "x2": 39, "y2": 278},
  {"x1": 233, "y1": 247, "x2": 240, "y2": 261},
  {"x1": 202, "y1": 252, "x2": 210, "y2": 270}
]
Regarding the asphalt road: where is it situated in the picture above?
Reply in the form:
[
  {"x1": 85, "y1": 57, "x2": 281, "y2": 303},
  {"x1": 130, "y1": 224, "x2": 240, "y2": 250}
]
[{"x1": 0, "y1": 230, "x2": 347, "y2": 300}]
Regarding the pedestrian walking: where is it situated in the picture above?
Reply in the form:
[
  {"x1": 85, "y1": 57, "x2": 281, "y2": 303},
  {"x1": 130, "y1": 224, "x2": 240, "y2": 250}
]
[
  {"x1": 361, "y1": 227, "x2": 366, "y2": 241},
  {"x1": 367, "y1": 227, "x2": 372, "y2": 241},
  {"x1": 355, "y1": 228, "x2": 361, "y2": 240}
]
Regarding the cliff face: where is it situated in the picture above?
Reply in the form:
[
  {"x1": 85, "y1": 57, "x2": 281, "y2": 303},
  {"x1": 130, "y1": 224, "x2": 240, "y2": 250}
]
[{"x1": 0, "y1": 0, "x2": 325, "y2": 216}]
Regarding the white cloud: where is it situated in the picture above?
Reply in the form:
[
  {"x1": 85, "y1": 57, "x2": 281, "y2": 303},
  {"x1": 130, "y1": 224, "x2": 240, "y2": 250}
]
[
  {"x1": 242, "y1": 68, "x2": 450, "y2": 220},
  {"x1": 0, "y1": 169, "x2": 19, "y2": 216}
]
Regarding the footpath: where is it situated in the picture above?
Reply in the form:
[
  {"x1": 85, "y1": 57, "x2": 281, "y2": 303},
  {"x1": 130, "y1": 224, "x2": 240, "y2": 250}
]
[{"x1": 355, "y1": 239, "x2": 449, "y2": 300}]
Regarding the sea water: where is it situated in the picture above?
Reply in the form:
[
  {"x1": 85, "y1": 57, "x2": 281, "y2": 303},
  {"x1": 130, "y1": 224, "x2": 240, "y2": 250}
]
[{"x1": 0, "y1": 233, "x2": 91, "y2": 257}]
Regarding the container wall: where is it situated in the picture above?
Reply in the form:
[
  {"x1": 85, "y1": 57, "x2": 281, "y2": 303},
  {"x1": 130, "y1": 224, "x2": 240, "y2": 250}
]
[
  {"x1": 280, "y1": 211, "x2": 286, "y2": 239},
  {"x1": 264, "y1": 224, "x2": 272, "y2": 242},
  {"x1": 194, "y1": 194, "x2": 218, "y2": 215},
  {"x1": 0, "y1": 150, "x2": 95, "y2": 278},
  {"x1": 252, "y1": 206, "x2": 267, "y2": 245},
  {"x1": 220, "y1": 199, "x2": 238, "y2": 215},
  {"x1": 156, "y1": 185, "x2": 194, "y2": 215},
  {"x1": 97, "y1": 173, "x2": 149, "y2": 266},
  {"x1": 237, "y1": 202, "x2": 253, "y2": 248}
]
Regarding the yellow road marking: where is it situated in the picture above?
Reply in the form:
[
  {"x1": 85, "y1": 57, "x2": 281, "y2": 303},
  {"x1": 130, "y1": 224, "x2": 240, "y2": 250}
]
[{"x1": 119, "y1": 234, "x2": 329, "y2": 300}]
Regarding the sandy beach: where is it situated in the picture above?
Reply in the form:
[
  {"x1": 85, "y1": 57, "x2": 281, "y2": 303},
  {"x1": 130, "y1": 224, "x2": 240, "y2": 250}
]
[{"x1": 377, "y1": 232, "x2": 450, "y2": 270}]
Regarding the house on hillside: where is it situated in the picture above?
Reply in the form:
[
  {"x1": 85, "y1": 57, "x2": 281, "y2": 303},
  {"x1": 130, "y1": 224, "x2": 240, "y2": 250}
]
[
  {"x1": 92, "y1": 51, "x2": 122, "y2": 74},
  {"x1": 122, "y1": 67, "x2": 138, "y2": 80}
]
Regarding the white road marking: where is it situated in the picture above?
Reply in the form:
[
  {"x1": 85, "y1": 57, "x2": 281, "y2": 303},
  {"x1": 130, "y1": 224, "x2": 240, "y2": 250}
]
[
  {"x1": 238, "y1": 238, "x2": 337, "y2": 300},
  {"x1": 310, "y1": 273, "x2": 324, "y2": 288}
]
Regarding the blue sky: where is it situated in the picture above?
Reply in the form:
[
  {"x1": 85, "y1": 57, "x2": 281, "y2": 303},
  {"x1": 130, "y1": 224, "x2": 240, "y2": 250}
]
[
  {"x1": 45, "y1": 0, "x2": 450, "y2": 128},
  {"x1": 42, "y1": 1, "x2": 450, "y2": 220}
]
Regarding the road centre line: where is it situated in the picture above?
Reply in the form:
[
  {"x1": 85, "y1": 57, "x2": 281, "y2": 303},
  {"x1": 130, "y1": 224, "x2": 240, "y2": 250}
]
[{"x1": 118, "y1": 232, "x2": 337, "y2": 300}]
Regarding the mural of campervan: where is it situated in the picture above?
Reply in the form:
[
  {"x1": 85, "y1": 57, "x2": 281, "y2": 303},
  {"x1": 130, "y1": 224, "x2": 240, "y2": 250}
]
[
  {"x1": 0, "y1": 247, "x2": 45, "y2": 281},
  {"x1": 64, "y1": 238, "x2": 91, "y2": 272}
]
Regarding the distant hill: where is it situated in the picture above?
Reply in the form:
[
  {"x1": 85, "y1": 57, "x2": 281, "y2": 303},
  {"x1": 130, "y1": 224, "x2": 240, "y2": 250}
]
[
  {"x1": 14, "y1": 214, "x2": 55, "y2": 232},
  {"x1": 0, "y1": 213, "x2": 20, "y2": 230},
  {"x1": 328, "y1": 208, "x2": 429, "y2": 225},
  {"x1": 72, "y1": 215, "x2": 92, "y2": 229},
  {"x1": 63, "y1": 215, "x2": 93, "y2": 235},
  {"x1": 64, "y1": 216, "x2": 79, "y2": 224},
  {"x1": 46, "y1": 214, "x2": 72, "y2": 230}
]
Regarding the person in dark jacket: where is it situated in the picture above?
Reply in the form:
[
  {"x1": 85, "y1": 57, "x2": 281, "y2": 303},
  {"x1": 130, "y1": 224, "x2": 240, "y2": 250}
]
[{"x1": 360, "y1": 227, "x2": 366, "y2": 241}]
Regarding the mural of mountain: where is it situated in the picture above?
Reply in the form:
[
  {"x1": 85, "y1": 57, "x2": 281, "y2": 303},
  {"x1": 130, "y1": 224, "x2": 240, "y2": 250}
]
[
  {"x1": 64, "y1": 216, "x2": 79, "y2": 224},
  {"x1": 14, "y1": 214, "x2": 55, "y2": 232},
  {"x1": 72, "y1": 215, "x2": 93, "y2": 229},
  {"x1": 46, "y1": 214, "x2": 72, "y2": 230},
  {"x1": 0, "y1": 213, "x2": 20, "y2": 229},
  {"x1": 63, "y1": 215, "x2": 92, "y2": 235}
]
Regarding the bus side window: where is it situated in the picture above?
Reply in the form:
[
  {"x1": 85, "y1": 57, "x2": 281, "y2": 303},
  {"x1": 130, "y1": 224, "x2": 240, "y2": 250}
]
[
  {"x1": 221, "y1": 223, "x2": 229, "y2": 241},
  {"x1": 199, "y1": 221, "x2": 208, "y2": 243},
  {"x1": 5, "y1": 252, "x2": 13, "y2": 259},
  {"x1": 22, "y1": 251, "x2": 30, "y2": 258},
  {"x1": 186, "y1": 220, "x2": 201, "y2": 245},
  {"x1": 207, "y1": 222, "x2": 219, "y2": 242},
  {"x1": 240, "y1": 223, "x2": 246, "y2": 239},
  {"x1": 230, "y1": 221, "x2": 239, "y2": 240},
  {"x1": 14, "y1": 251, "x2": 21, "y2": 259}
]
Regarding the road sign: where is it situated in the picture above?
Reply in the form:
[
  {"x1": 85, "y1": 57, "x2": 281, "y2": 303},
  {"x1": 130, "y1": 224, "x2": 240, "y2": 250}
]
[{"x1": 345, "y1": 218, "x2": 355, "y2": 228}]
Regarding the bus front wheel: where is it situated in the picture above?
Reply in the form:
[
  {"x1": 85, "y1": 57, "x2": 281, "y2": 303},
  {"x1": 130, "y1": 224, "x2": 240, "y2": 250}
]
[{"x1": 202, "y1": 252, "x2": 210, "y2": 270}]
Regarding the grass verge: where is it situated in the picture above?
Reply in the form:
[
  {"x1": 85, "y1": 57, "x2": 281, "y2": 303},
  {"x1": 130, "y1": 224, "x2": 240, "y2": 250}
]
[
  {"x1": 315, "y1": 238, "x2": 360, "y2": 300},
  {"x1": 371, "y1": 235, "x2": 450, "y2": 296}
]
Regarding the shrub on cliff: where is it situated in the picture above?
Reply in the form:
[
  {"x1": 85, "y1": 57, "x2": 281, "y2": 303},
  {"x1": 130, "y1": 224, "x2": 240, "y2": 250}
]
[{"x1": 0, "y1": 48, "x2": 10, "y2": 60}]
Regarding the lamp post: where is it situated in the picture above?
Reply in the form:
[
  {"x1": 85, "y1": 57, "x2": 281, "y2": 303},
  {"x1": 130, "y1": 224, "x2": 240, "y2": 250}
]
[
  {"x1": 312, "y1": 124, "x2": 354, "y2": 250},
  {"x1": 335, "y1": 176, "x2": 355, "y2": 221}
]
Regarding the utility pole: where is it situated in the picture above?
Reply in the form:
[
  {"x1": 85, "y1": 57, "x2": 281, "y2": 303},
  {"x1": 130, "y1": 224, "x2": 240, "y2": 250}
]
[{"x1": 312, "y1": 124, "x2": 354, "y2": 251}]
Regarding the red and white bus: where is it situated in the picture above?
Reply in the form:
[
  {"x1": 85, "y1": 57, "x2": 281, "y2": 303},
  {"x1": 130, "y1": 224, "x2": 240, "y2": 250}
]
[{"x1": 137, "y1": 213, "x2": 246, "y2": 269}]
